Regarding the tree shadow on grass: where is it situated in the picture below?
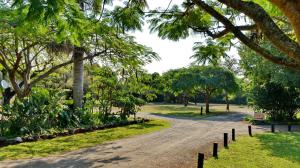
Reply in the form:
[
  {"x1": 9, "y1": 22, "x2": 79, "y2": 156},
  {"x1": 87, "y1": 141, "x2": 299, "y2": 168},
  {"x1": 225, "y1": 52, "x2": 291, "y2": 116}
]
[
  {"x1": 257, "y1": 133, "x2": 300, "y2": 164},
  {"x1": 150, "y1": 111, "x2": 233, "y2": 121},
  {"x1": 126, "y1": 122, "x2": 165, "y2": 130},
  {"x1": 152, "y1": 105, "x2": 200, "y2": 111}
]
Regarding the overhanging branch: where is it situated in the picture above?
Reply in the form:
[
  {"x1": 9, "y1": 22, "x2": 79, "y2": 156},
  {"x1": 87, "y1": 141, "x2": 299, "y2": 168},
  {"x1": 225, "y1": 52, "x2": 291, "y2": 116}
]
[
  {"x1": 192, "y1": 0, "x2": 300, "y2": 70},
  {"x1": 216, "y1": 0, "x2": 300, "y2": 63}
]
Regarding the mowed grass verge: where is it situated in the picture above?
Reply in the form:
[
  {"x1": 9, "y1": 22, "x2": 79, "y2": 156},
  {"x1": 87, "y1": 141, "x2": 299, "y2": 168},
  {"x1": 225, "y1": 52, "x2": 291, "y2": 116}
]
[
  {"x1": 141, "y1": 104, "x2": 246, "y2": 119},
  {"x1": 0, "y1": 119, "x2": 170, "y2": 161},
  {"x1": 205, "y1": 132, "x2": 300, "y2": 168}
]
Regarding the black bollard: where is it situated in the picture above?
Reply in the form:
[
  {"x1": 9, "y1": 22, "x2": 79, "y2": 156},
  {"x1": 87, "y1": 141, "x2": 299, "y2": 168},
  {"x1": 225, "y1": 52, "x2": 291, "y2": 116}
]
[
  {"x1": 271, "y1": 124, "x2": 275, "y2": 133},
  {"x1": 213, "y1": 142, "x2": 218, "y2": 158},
  {"x1": 248, "y1": 125, "x2": 252, "y2": 137},
  {"x1": 224, "y1": 133, "x2": 228, "y2": 148},
  {"x1": 232, "y1": 128, "x2": 235, "y2": 141},
  {"x1": 288, "y1": 125, "x2": 292, "y2": 132},
  {"x1": 198, "y1": 153, "x2": 204, "y2": 168}
]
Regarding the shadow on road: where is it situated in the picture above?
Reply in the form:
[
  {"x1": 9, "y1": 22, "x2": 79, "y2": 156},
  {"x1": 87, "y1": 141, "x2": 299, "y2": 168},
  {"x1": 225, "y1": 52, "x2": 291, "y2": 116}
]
[
  {"x1": 150, "y1": 111, "x2": 246, "y2": 122},
  {"x1": 9, "y1": 143, "x2": 130, "y2": 168}
]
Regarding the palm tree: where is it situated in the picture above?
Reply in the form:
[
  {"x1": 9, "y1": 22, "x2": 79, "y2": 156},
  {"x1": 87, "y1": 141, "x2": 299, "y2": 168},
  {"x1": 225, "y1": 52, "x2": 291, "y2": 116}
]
[
  {"x1": 71, "y1": 0, "x2": 148, "y2": 109},
  {"x1": 73, "y1": 47, "x2": 84, "y2": 108}
]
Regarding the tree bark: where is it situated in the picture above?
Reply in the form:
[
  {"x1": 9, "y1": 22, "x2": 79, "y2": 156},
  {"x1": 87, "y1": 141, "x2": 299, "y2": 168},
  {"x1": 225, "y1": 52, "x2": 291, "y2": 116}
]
[
  {"x1": 270, "y1": 0, "x2": 300, "y2": 44},
  {"x1": 225, "y1": 93, "x2": 229, "y2": 112},
  {"x1": 183, "y1": 92, "x2": 188, "y2": 107},
  {"x1": 205, "y1": 92, "x2": 210, "y2": 113},
  {"x1": 73, "y1": 47, "x2": 84, "y2": 109},
  {"x1": 217, "y1": 0, "x2": 300, "y2": 63}
]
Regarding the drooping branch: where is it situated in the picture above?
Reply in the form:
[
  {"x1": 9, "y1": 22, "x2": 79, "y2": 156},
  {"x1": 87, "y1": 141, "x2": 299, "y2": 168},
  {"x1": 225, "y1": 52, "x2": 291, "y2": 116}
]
[
  {"x1": 216, "y1": 0, "x2": 300, "y2": 63},
  {"x1": 192, "y1": 0, "x2": 300, "y2": 70}
]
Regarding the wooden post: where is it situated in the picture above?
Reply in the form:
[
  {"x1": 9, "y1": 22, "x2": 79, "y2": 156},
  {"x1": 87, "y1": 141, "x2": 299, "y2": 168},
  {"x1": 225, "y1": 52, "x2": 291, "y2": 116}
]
[
  {"x1": 271, "y1": 124, "x2": 275, "y2": 133},
  {"x1": 198, "y1": 153, "x2": 204, "y2": 168},
  {"x1": 200, "y1": 106, "x2": 203, "y2": 115},
  {"x1": 224, "y1": 133, "x2": 228, "y2": 148},
  {"x1": 213, "y1": 142, "x2": 218, "y2": 158},
  {"x1": 232, "y1": 128, "x2": 235, "y2": 141},
  {"x1": 288, "y1": 125, "x2": 292, "y2": 132},
  {"x1": 248, "y1": 125, "x2": 252, "y2": 137}
]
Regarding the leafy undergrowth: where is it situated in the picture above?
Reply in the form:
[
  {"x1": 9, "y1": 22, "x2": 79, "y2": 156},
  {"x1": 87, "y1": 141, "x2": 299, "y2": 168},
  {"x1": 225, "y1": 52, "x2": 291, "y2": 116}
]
[
  {"x1": 0, "y1": 119, "x2": 170, "y2": 161},
  {"x1": 205, "y1": 132, "x2": 300, "y2": 168},
  {"x1": 141, "y1": 104, "x2": 243, "y2": 119}
]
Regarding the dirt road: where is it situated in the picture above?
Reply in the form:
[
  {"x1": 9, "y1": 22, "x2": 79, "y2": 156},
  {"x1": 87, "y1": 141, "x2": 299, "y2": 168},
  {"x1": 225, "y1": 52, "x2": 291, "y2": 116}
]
[{"x1": 0, "y1": 109, "x2": 268, "y2": 168}]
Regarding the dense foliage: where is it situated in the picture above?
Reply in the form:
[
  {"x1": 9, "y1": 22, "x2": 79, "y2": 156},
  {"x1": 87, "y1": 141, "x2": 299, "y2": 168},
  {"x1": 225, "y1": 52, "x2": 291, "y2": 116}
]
[
  {"x1": 239, "y1": 41, "x2": 300, "y2": 121},
  {"x1": 251, "y1": 82, "x2": 299, "y2": 121},
  {"x1": 0, "y1": 0, "x2": 158, "y2": 137}
]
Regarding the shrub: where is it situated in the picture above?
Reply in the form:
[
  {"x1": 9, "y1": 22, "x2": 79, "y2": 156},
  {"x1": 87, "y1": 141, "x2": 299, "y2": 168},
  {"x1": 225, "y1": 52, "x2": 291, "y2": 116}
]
[
  {"x1": 1, "y1": 88, "x2": 74, "y2": 136},
  {"x1": 251, "y1": 82, "x2": 300, "y2": 121},
  {"x1": 113, "y1": 95, "x2": 145, "y2": 120}
]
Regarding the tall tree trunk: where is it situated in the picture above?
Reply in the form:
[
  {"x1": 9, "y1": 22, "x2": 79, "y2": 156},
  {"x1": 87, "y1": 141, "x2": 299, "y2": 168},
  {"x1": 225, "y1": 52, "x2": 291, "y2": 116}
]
[
  {"x1": 205, "y1": 92, "x2": 210, "y2": 113},
  {"x1": 183, "y1": 92, "x2": 188, "y2": 107},
  {"x1": 225, "y1": 93, "x2": 229, "y2": 112},
  {"x1": 73, "y1": 47, "x2": 84, "y2": 109}
]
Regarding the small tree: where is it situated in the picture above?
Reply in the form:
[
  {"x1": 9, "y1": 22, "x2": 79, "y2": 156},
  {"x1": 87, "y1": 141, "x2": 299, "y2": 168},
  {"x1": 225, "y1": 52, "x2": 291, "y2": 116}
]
[{"x1": 174, "y1": 66, "x2": 238, "y2": 113}]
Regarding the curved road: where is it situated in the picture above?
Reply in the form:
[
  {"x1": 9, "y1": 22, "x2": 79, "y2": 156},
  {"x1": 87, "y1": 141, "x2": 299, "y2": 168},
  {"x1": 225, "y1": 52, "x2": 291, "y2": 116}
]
[{"x1": 0, "y1": 111, "x2": 268, "y2": 168}]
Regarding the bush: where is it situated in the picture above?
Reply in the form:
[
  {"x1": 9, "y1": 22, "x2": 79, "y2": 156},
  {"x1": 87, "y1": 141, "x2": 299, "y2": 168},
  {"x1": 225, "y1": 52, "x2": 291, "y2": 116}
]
[
  {"x1": 251, "y1": 82, "x2": 300, "y2": 121},
  {"x1": 0, "y1": 88, "x2": 76, "y2": 136},
  {"x1": 113, "y1": 95, "x2": 145, "y2": 120}
]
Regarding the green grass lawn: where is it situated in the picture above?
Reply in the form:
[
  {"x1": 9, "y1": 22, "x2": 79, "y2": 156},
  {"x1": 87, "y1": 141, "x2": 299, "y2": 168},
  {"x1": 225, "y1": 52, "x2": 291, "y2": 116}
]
[
  {"x1": 0, "y1": 119, "x2": 170, "y2": 161},
  {"x1": 205, "y1": 132, "x2": 300, "y2": 168},
  {"x1": 140, "y1": 104, "x2": 246, "y2": 119}
]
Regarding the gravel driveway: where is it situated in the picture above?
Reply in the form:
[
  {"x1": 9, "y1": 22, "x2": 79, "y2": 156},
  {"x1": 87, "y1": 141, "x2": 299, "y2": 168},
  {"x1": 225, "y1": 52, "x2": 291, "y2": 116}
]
[{"x1": 0, "y1": 109, "x2": 269, "y2": 168}]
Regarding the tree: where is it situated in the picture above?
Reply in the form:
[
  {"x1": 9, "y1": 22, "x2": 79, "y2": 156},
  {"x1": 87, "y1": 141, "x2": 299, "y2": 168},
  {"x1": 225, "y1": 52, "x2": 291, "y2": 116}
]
[
  {"x1": 239, "y1": 39, "x2": 300, "y2": 121},
  {"x1": 0, "y1": 1, "x2": 158, "y2": 107},
  {"x1": 191, "y1": 38, "x2": 229, "y2": 66},
  {"x1": 174, "y1": 66, "x2": 238, "y2": 112},
  {"x1": 148, "y1": 0, "x2": 300, "y2": 70},
  {"x1": 71, "y1": 0, "x2": 149, "y2": 108},
  {"x1": 163, "y1": 68, "x2": 192, "y2": 106},
  {"x1": 10, "y1": 0, "x2": 151, "y2": 109}
]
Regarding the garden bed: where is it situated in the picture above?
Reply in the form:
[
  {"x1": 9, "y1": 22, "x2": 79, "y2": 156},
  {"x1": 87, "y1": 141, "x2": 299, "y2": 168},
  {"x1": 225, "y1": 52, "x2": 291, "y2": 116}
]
[{"x1": 0, "y1": 118, "x2": 150, "y2": 148}]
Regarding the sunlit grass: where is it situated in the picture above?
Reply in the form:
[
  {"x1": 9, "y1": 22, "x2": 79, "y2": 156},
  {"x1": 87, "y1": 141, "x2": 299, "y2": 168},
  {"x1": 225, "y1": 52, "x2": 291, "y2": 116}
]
[
  {"x1": 205, "y1": 133, "x2": 300, "y2": 168},
  {"x1": 0, "y1": 119, "x2": 170, "y2": 160},
  {"x1": 140, "y1": 104, "x2": 245, "y2": 118}
]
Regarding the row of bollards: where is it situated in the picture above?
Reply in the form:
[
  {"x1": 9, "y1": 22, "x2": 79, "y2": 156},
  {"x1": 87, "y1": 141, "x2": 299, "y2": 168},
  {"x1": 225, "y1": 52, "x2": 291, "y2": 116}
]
[
  {"x1": 197, "y1": 128, "x2": 236, "y2": 168},
  {"x1": 248, "y1": 124, "x2": 293, "y2": 135},
  {"x1": 198, "y1": 123, "x2": 294, "y2": 168},
  {"x1": 271, "y1": 124, "x2": 293, "y2": 133}
]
